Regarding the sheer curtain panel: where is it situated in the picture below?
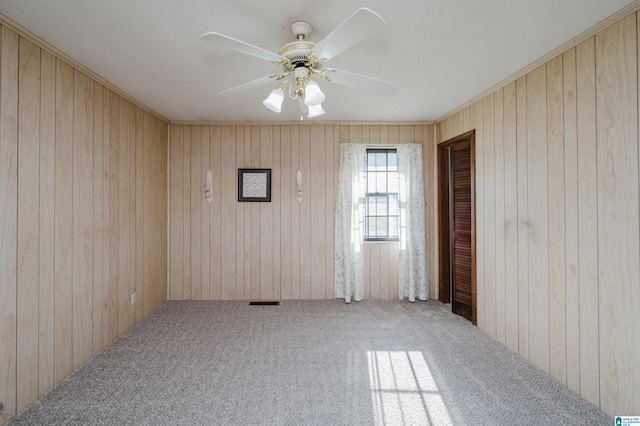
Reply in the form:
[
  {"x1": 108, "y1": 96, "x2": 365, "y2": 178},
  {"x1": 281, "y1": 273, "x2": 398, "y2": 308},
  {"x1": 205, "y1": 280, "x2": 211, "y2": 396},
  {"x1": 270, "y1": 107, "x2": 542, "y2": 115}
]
[
  {"x1": 397, "y1": 144, "x2": 428, "y2": 301},
  {"x1": 334, "y1": 144, "x2": 366, "y2": 303}
]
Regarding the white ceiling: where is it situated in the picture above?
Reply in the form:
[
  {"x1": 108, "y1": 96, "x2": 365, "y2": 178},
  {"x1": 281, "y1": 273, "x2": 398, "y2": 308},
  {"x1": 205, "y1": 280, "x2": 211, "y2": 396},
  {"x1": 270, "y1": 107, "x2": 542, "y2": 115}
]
[{"x1": 0, "y1": 0, "x2": 635, "y2": 123}]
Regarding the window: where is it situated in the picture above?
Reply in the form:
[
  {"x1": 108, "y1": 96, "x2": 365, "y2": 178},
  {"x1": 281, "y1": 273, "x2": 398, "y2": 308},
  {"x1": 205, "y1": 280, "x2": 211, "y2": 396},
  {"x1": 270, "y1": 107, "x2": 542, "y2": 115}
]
[{"x1": 365, "y1": 149, "x2": 399, "y2": 241}]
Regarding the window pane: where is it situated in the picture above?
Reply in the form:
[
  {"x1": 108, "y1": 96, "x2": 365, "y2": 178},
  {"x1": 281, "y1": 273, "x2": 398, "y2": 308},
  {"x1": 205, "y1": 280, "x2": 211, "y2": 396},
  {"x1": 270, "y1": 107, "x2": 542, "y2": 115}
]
[
  {"x1": 364, "y1": 148, "x2": 398, "y2": 240},
  {"x1": 367, "y1": 171, "x2": 375, "y2": 193},
  {"x1": 388, "y1": 174, "x2": 398, "y2": 194},
  {"x1": 367, "y1": 152, "x2": 376, "y2": 171},
  {"x1": 367, "y1": 196, "x2": 375, "y2": 215},
  {"x1": 369, "y1": 195, "x2": 387, "y2": 216},
  {"x1": 389, "y1": 216, "x2": 399, "y2": 237},
  {"x1": 389, "y1": 193, "x2": 398, "y2": 214},
  {"x1": 367, "y1": 217, "x2": 377, "y2": 237},
  {"x1": 375, "y1": 152, "x2": 386, "y2": 171},
  {"x1": 375, "y1": 171, "x2": 387, "y2": 193},
  {"x1": 368, "y1": 172, "x2": 376, "y2": 192},
  {"x1": 379, "y1": 196, "x2": 389, "y2": 216},
  {"x1": 388, "y1": 151, "x2": 397, "y2": 171},
  {"x1": 369, "y1": 217, "x2": 388, "y2": 237},
  {"x1": 368, "y1": 171, "x2": 385, "y2": 193}
]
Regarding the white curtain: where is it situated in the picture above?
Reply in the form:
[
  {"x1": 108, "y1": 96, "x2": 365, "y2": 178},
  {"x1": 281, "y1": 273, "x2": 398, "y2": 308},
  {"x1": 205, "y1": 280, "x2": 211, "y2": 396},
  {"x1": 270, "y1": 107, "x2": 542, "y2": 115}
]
[
  {"x1": 334, "y1": 144, "x2": 366, "y2": 303},
  {"x1": 397, "y1": 144, "x2": 428, "y2": 301}
]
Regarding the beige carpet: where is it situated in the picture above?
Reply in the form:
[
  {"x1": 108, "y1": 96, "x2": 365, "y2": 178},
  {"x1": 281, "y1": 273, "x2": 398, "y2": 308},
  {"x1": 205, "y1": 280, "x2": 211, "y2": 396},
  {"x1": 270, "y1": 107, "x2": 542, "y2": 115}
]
[{"x1": 8, "y1": 299, "x2": 610, "y2": 425}]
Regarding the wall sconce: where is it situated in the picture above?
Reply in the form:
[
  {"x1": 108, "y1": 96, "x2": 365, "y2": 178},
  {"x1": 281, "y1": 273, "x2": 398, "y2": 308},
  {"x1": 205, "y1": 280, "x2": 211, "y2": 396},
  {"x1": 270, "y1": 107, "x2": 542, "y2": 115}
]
[
  {"x1": 296, "y1": 170, "x2": 303, "y2": 203},
  {"x1": 205, "y1": 170, "x2": 213, "y2": 203}
]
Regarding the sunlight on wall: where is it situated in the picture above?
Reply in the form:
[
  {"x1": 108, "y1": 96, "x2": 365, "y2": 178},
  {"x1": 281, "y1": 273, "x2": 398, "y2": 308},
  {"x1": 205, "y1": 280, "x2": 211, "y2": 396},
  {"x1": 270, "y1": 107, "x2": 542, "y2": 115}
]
[{"x1": 367, "y1": 351, "x2": 452, "y2": 425}]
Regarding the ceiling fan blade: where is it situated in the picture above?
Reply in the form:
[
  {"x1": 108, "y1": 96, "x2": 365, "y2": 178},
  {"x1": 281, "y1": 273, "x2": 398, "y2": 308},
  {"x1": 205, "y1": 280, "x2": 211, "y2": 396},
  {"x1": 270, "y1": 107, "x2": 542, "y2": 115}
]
[
  {"x1": 200, "y1": 32, "x2": 285, "y2": 63},
  {"x1": 219, "y1": 75, "x2": 275, "y2": 96},
  {"x1": 312, "y1": 8, "x2": 385, "y2": 62},
  {"x1": 329, "y1": 69, "x2": 398, "y2": 97}
]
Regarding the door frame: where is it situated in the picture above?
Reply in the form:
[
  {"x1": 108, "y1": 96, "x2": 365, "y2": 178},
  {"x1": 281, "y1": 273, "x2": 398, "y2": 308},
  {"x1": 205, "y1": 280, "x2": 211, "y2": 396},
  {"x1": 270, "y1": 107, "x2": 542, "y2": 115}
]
[{"x1": 437, "y1": 130, "x2": 476, "y2": 325}]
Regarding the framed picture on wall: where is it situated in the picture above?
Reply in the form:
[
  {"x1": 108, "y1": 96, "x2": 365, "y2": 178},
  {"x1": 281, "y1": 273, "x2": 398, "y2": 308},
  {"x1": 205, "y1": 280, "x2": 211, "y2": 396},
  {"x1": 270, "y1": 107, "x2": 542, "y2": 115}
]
[{"x1": 238, "y1": 168, "x2": 271, "y2": 202}]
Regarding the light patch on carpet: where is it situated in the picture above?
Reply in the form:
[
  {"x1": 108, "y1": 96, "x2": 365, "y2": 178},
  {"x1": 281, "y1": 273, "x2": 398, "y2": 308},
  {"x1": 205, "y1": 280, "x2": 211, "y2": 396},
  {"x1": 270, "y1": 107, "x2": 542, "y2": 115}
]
[{"x1": 368, "y1": 351, "x2": 452, "y2": 425}]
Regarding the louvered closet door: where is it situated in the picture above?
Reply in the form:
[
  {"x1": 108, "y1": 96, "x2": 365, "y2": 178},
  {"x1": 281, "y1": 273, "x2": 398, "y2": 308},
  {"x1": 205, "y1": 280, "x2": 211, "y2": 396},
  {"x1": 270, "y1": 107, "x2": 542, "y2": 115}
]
[{"x1": 449, "y1": 141, "x2": 473, "y2": 321}]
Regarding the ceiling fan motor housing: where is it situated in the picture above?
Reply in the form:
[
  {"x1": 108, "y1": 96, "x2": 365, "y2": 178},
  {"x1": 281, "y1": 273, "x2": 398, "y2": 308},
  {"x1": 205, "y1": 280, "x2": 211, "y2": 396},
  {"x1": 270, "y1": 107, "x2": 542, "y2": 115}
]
[
  {"x1": 276, "y1": 21, "x2": 322, "y2": 71},
  {"x1": 278, "y1": 40, "x2": 320, "y2": 70}
]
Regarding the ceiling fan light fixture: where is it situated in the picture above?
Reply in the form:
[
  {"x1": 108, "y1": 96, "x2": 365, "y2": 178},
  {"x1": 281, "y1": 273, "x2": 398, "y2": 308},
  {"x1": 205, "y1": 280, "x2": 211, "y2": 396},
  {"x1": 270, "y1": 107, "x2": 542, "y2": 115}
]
[
  {"x1": 263, "y1": 84, "x2": 285, "y2": 113},
  {"x1": 204, "y1": 8, "x2": 397, "y2": 120},
  {"x1": 307, "y1": 103, "x2": 325, "y2": 118},
  {"x1": 303, "y1": 79, "x2": 325, "y2": 106}
]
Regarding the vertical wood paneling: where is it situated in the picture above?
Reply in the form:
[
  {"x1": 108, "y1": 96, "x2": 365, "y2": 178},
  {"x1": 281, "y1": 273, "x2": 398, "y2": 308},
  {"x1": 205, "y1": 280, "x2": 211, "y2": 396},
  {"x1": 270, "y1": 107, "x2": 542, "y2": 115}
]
[
  {"x1": 92, "y1": 83, "x2": 104, "y2": 353},
  {"x1": 562, "y1": 47, "x2": 581, "y2": 394},
  {"x1": 0, "y1": 23, "x2": 168, "y2": 414},
  {"x1": 201, "y1": 127, "x2": 210, "y2": 300},
  {"x1": 434, "y1": 10, "x2": 640, "y2": 417},
  {"x1": 118, "y1": 98, "x2": 130, "y2": 333},
  {"x1": 127, "y1": 104, "x2": 136, "y2": 328},
  {"x1": 483, "y1": 94, "x2": 496, "y2": 339},
  {"x1": 39, "y1": 49, "x2": 56, "y2": 395},
  {"x1": 167, "y1": 123, "x2": 433, "y2": 304},
  {"x1": 249, "y1": 126, "x2": 260, "y2": 299},
  {"x1": 299, "y1": 125, "x2": 312, "y2": 299},
  {"x1": 108, "y1": 90, "x2": 120, "y2": 341},
  {"x1": 243, "y1": 126, "x2": 252, "y2": 299},
  {"x1": 102, "y1": 91, "x2": 111, "y2": 349},
  {"x1": 473, "y1": 101, "x2": 485, "y2": 330},
  {"x1": 181, "y1": 126, "x2": 191, "y2": 300},
  {"x1": 515, "y1": 76, "x2": 529, "y2": 359},
  {"x1": 17, "y1": 36, "x2": 40, "y2": 410},
  {"x1": 526, "y1": 64, "x2": 550, "y2": 373},
  {"x1": 72, "y1": 69, "x2": 94, "y2": 369},
  {"x1": 288, "y1": 126, "x2": 298, "y2": 299},
  {"x1": 244, "y1": 126, "x2": 252, "y2": 299},
  {"x1": 546, "y1": 55, "x2": 567, "y2": 385},
  {"x1": 220, "y1": 126, "x2": 242, "y2": 300},
  {"x1": 54, "y1": 59, "x2": 74, "y2": 384},
  {"x1": 190, "y1": 126, "x2": 202, "y2": 300},
  {"x1": 494, "y1": 89, "x2": 506, "y2": 344},
  {"x1": 272, "y1": 126, "x2": 281, "y2": 301},
  {"x1": 596, "y1": 15, "x2": 639, "y2": 415},
  {"x1": 0, "y1": 26, "x2": 19, "y2": 414},
  {"x1": 210, "y1": 126, "x2": 221, "y2": 299},
  {"x1": 155, "y1": 119, "x2": 162, "y2": 308},
  {"x1": 169, "y1": 125, "x2": 183, "y2": 300},
  {"x1": 141, "y1": 112, "x2": 151, "y2": 318},
  {"x1": 576, "y1": 36, "x2": 600, "y2": 407},
  {"x1": 134, "y1": 108, "x2": 144, "y2": 319},
  {"x1": 311, "y1": 125, "x2": 326, "y2": 299},
  {"x1": 503, "y1": 81, "x2": 519, "y2": 353},
  {"x1": 260, "y1": 126, "x2": 274, "y2": 299},
  {"x1": 280, "y1": 125, "x2": 292, "y2": 300}
]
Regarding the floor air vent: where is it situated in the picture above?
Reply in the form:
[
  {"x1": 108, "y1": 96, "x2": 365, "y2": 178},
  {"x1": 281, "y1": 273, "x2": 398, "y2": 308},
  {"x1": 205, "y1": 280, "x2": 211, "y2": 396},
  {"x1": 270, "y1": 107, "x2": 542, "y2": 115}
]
[{"x1": 249, "y1": 301, "x2": 280, "y2": 306}]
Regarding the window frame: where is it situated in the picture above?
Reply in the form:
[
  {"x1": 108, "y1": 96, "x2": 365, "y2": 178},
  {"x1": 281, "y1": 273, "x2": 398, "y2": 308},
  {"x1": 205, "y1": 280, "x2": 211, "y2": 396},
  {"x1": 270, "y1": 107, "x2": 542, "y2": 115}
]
[{"x1": 364, "y1": 148, "x2": 399, "y2": 242}]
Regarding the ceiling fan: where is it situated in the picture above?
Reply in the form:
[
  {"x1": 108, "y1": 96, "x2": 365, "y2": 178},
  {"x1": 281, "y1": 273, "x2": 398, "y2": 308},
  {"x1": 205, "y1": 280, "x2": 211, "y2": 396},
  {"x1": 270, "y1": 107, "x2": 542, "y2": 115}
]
[{"x1": 200, "y1": 8, "x2": 398, "y2": 119}]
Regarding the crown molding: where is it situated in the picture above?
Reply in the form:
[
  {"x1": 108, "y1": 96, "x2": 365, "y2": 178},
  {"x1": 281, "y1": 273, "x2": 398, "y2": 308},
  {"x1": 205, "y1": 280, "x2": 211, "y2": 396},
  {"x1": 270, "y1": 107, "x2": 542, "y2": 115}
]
[{"x1": 168, "y1": 120, "x2": 435, "y2": 126}]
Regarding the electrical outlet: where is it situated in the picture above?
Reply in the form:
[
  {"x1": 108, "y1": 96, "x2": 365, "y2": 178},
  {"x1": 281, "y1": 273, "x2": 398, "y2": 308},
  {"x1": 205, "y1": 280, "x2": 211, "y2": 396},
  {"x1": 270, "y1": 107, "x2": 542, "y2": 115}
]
[
  {"x1": 304, "y1": 273, "x2": 310, "y2": 283},
  {"x1": 130, "y1": 293, "x2": 136, "y2": 306}
]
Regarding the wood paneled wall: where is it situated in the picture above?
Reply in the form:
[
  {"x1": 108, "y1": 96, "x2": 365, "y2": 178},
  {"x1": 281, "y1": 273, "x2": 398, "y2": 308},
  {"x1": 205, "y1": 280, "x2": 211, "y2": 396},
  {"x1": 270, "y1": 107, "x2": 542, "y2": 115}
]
[
  {"x1": 0, "y1": 25, "x2": 168, "y2": 415},
  {"x1": 437, "y1": 12, "x2": 640, "y2": 417},
  {"x1": 167, "y1": 124, "x2": 434, "y2": 302}
]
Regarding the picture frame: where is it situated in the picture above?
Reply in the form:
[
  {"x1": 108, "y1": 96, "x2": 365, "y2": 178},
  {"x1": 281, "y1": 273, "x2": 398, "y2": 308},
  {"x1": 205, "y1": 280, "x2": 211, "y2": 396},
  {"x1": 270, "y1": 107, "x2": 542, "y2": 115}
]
[{"x1": 238, "y1": 168, "x2": 272, "y2": 202}]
